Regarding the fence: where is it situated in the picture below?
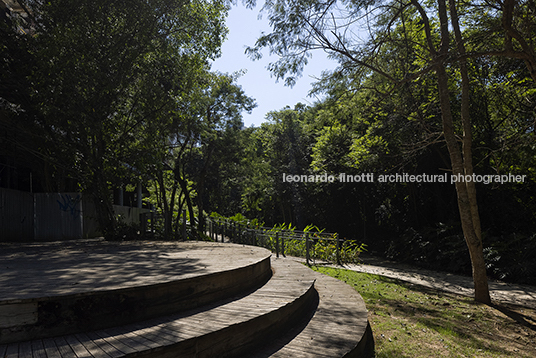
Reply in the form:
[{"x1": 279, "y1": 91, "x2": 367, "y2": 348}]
[
  {"x1": 34, "y1": 192, "x2": 83, "y2": 241},
  {"x1": 0, "y1": 189, "x2": 83, "y2": 241},
  {"x1": 0, "y1": 188, "x2": 34, "y2": 240},
  {"x1": 205, "y1": 217, "x2": 363, "y2": 266},
  {"x1": 0, "y1": 188, "x2": 152, "y2": 242}
]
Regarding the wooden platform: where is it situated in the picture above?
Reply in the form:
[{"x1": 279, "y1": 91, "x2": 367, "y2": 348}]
[
  {"x1": 0, "y1": 240, "x2": 373, "y2": 357},
  {"x1": 0, "y1": 240, "x2": 270, "y2": 301}
]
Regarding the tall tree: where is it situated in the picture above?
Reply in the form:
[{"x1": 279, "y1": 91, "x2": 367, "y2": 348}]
[
  {"x1": 245, "y1": 0, "x2": 536, "y2": 303},
  {"x1": 149, "y1": 71, "x2": 255, "y2": 238},
  {"x1": 23, "y1": 0, "x2": 228, "y2": 238},
  {"x1": 185, "y1": 72, "x2": 256, "y2": 232}
]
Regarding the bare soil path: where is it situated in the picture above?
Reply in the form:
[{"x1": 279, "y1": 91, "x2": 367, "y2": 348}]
[{"x1": 291, "y1": 254, "x2": 536, "y2": 309}]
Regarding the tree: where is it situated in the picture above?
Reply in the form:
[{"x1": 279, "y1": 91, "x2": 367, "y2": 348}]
[
  {"x1": 148, "y1": 71, "x2": 255, "y2": 238},
  {"x1": 245, "y1": 0, "x2": 536, "y2": 303},
  {"x1": 184, "y1": 72, "x2": 256, "y2": 233},
  {"x1": 1, "y1": 2, "x2": 53, "y2": 192},
  {"x1": 23, "y1": 0, "x2": 228, "y2": 238},
  {"x1": 259, "y1": 107, "x2": 314, "y2": 226}
]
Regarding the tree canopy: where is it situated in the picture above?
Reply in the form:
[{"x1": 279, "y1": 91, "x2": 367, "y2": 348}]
[
  {"x1": 238, "y1": 0, "x2": 536, "y2": 303},
  {"x1": 1, "y1": 0, "x2": 231, "y2": 237},
  {"x1": 2, "y1": 0, "x2": 535, "y2": 293}
]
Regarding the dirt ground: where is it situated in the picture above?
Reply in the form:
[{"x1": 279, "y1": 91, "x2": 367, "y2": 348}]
[{"x1": 292, "y1": 253, "x2": 536, "y2": 309}]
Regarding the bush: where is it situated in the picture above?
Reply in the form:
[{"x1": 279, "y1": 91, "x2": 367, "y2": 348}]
[
  {"x1": 483, "y1": 233, "x2": 536, "y2": 285},
  {"x1": 384, "y1": 223, "x2": 536, "y2": 285}
]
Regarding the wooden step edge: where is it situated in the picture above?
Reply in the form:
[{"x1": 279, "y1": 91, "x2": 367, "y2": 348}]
[
  {"x1": 122, "y1": 259, "x2": 319, "y2": 357},
  {"x1": 137, "y1": 282, "x2": 318, "y2": 358},
  {"x1": 245, "y1": 258, "x2": 374, "y2": 358},
  {"x1": 0, "y1": 257, "x2": 318, "y2": 358},
  {"x1": 0, "y1": 255, "x2": 272, "y2": 345}
]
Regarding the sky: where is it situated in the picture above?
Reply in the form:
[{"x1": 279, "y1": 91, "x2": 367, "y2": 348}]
[{"x1": 211, "y1": 3, "x2": 338, "y2": 128}]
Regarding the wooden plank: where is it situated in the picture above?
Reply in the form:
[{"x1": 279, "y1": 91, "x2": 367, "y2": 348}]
[
  {"x1": 271, "y1": 345, "x2": 335, "y2": 358},
  {"x1": 18, "y1": 341, "x2": 33, "y2": 358},
  {"x1": 31, "y1": 340, "x2": 48, "y2": 358},
  {"x1": 101, "y1": 327, "x2": 152, "y2": 352},
  {"x1": 43, "y1": 338, "x2": 62, "y2": 357},
  {"x1": 84, "y1": 331, "x2": 123, "y2": 358},
  {"x1": 93, "y1": 330, "x2": 137, "y2": 355},
  {"x1": 136, "y1": 327, "x2": 178, "y2": 345},
  {"x1": 127, "y1": 323, "x2": 177, "y2": 347},
  {"x1": 64, "y1": 335, "x2": 93, "y2": 358},
  {"x1": 105, "y1": 326, "x2": 160, "y2": 350},
  {"x1": 214, "y1": 303, "x2": 273, "y2": 315},
  {"x1": 4, "y1": 343, "x2": 18, "y2": 358},
  {"x1": 150, "y1": 323, "x2": 195, "y2": 343},
  {"x1": 54, "y1": 336, "x2": 77, "y2": 358},
  {"x1": 145, "y1": 323, "x2": 185, "y2": 340},
  {"x1": 159, "y1": 319, "x2": 213, "y2": 338},
  {"x1": 74, "y1": 333, "x2": 111, "y2": 358},
  {"x1": 182, "y1": 314, "x2": 240, "y2": 328}
]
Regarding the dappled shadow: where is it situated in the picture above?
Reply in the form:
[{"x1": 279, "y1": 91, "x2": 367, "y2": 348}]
[
  {"x1": 320, "y1": 253, "x2": 536, "y2": 309},
  {"x1": 487, "y1": 282, "x2": 536, "y2": 308},
  {"x1": 0, "y1": 240, "x2": 254, "y2": 300},
  {"x1": 492, "y1": 302, "x2": 536, "y2": 332},
  {"x1": 0, "y1": 240, "x2": 277, "y2": 356},
  {"x1": 368, "y1": 276, "x2": 533, "y2": 357},
  {"x1": 90, "y1": 274, "x2": 278, "y2": 349},
  {"x1": 230, "y1": 290, "x2": 319, "y2": 358}
]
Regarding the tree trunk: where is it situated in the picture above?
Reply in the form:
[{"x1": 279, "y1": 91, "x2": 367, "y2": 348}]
[
  {"x1": 436, "y1": 64, "x2": 490, "y2": 304},
  {"x1": 177, "y1": 170, "x2": 195, "y2": 236},
  {"x1": 174, "y1": 196, "x2": 185, "y2": 239},
  {"x1": 195, "y1": 143, "x2": 216, "y2": 234},
  {"x1": 501, "y1": 0, "x2": 536, "y2": 82},
  {"x1": 156, "y1": 170, "x2": 171, "y2": 239},
  {"x1": 434, "y1": 0, "x2": 491, "y2": 304},
  {"x1": 91, "y1": 171, "x2": 116, "y2": 240},
  {"x1": 196, "y1": 181, "x2": 205, "y2": 233},
  {"x1": 168, "y1": 178, "x2": 179, "y2": 239},
  {"x1": 449, "y1": 0, "x2": 482, "y2": 243}
]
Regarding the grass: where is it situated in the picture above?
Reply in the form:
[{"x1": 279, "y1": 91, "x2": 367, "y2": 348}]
[{"x1": 312, "y1": 266, "x2": 536, "y2": 358}]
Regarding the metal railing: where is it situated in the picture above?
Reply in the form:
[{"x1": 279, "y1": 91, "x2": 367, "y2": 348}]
[{"x1": 206, "y1": 217, "x2": 362, "y2": 266}]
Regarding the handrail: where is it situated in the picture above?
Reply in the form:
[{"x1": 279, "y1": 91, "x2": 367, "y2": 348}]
[{"x1": 205, "y1": 217, "x2": 363, "y2": 266}]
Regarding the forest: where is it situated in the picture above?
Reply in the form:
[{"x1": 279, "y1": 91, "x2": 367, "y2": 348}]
[{"x1": 1, "y1": 0, "x2": 535, "y2": 302}]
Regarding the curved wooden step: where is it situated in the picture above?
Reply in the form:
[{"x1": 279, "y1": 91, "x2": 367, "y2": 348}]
[
  {"x1": 0, "y1": 258, "x2": 318, "y2": 357},
  {"x1": 1, "y1": 244, "x2": 373, "y2": 357},
  {"x1": 241, "y1": 258, "x2": 374, "y2": 358},
  {"x1": 0, "y1": 242, "x2": 272, "y2": 344}
]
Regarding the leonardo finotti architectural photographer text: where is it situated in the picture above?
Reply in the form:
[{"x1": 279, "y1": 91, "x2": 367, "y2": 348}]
[{"x1": 282, "y1": 173, "x2": 527, "y2": 184}]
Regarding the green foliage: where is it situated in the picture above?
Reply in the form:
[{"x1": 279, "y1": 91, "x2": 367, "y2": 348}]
[
  {"x1": 229, "y1": 213, "x2": 248, "y2": 224},
  {"x1": 483, "y1": 233, "x2": 536, "y2": 285},
  {"x1": 211, "y1": 210, "x2": 264, "y2": 228},
  {"x1": 232, "y1": 0, "x2": 536, "y2": 286},
  {"x1": 2, "y1": 0, "x2": 230, "y2": 238},
  {"x1": 4, "y1": 0, "x2": 536, "y2": 287},
  {"x1": 211, "y1": 215, "x2": 365, "y2": 265},
  {"x1": 315, "y1": 267, "x2": 536, "y2": 357},
  {"x1": 311, "y1": 122, "x2": 353, "y2": 172}
]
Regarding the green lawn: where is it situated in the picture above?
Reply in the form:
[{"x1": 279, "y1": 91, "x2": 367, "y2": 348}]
[{"x1": 312, "y1": 266, "x2": 536, "y2": 358}]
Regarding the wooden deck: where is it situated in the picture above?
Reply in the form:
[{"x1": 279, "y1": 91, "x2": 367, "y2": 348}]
[
  {"x1": 0, "y1": 240, "x2": 273, "y2": 345},
  {"x1": 250, "y1": 258, "x2": 374, "y2": 357},
  {"x1": 0, "y1": 240, "x2": 373, "y2": 357},
  {"x1": 0, "y1": 240, "x2": 269, "y2": 301}
]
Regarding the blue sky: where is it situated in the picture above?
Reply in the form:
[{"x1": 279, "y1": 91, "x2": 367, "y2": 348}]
[{"x1": 211, "y1": 3, "x2": 338, "y2": 127}]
